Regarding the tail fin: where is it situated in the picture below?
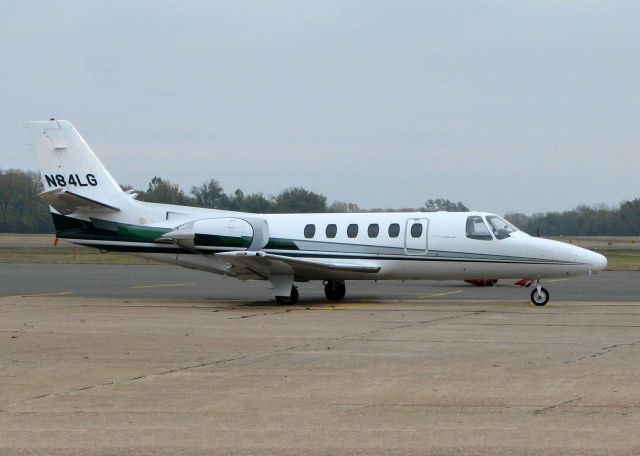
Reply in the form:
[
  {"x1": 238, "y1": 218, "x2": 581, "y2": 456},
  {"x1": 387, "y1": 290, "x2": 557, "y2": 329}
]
[{"x1": 26, "y1": 119, "x2": 126, "y2": 213}]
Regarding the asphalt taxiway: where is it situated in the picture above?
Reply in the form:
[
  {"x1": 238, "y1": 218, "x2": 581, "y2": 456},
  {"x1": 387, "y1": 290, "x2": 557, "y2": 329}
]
[
  {"x1": 1, "y1": 264, "x2": 639, "y2": 302},
  {"x1": 0, "y1": 265, "x2": 638, "y2": 455}
]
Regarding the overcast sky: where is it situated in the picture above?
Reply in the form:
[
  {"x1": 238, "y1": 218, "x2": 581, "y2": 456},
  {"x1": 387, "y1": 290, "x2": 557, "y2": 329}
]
[{"x1": 1, "y1": 1, "x2": 638, "y2": 215}]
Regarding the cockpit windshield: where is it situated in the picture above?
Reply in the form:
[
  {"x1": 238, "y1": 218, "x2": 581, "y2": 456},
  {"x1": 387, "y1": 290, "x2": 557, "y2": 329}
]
[
  {"x1": 466, "y1": 216, "x2": 493, "y2": 241},
  {"x1": 486, "y1": 215, "x2": 519, "y2": 240}
]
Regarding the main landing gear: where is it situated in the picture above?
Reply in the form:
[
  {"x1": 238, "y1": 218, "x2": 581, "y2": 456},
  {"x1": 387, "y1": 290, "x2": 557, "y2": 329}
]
[
  {"x1": 530, "y1": 280, "x2": 550, "y2": 306},
  {"x1": 324, "y1": 280, "x2": 346, "y2": 301},
  {"x1": 275, "y1": 286, "x2": 299, "y2": 305},
  {"x1": 274, "y1": 281, "x2": 347, "y2": 305}
]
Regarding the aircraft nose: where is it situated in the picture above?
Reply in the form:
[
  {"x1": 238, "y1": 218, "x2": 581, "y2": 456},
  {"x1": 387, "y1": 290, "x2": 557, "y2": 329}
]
[
  {"x1": 592, "y1": 251, "x2": 608, "y2": 271},
  {"x1": 584, "y1": 250, "x2": 607, "y2": 272}
]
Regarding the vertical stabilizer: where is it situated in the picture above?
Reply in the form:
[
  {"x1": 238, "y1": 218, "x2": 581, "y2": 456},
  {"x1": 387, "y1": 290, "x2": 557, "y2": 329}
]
[{"x1": 26, "y1": 119, "x2": 126, "y2": 209}]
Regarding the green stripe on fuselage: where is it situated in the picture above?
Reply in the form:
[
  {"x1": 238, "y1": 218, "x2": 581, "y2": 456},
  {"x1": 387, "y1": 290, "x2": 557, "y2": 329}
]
[
  {"x1": 194, "y1": 233, "x2": 252, "y2": 248},
  {"x1": 264, "y1": 238, "x2": 299, "y2": 250},
  {"x1": 117, "y1": 226, "x2": 169, "y2": 241},
  {"x1": 52, "y1": 213, "x2": 171, "y2": 243}
]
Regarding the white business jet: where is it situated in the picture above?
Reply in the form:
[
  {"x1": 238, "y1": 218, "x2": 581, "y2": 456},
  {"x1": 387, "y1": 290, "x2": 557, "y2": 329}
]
[{"x1": 26, "y1": 119, "x2": 607, "y2": 306}]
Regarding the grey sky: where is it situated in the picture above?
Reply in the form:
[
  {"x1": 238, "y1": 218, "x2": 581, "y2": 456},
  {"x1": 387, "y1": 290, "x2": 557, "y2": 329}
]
[{"x1": 1, "y1": 1, "x2": 638, "y2": 215}]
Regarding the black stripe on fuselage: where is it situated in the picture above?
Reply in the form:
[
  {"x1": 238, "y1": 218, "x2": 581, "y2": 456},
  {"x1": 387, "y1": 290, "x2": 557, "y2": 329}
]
[{"x1": 72, "y1": 241, "x2": 583, "y2": 266}]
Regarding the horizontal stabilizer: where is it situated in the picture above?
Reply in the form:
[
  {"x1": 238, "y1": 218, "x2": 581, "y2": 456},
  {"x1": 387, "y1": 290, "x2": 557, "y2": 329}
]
[
  {"x1": 217, "y1": 250, "x2": 381, "y2": 277},
  {"x1": 39, "y1": 188, "x2": 120, "y2": 215}
]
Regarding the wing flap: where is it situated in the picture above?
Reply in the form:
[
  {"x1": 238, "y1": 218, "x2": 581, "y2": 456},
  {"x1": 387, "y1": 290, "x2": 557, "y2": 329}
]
[{"x1": 39, "y1": 188, "x2": 120, "y2": 215}]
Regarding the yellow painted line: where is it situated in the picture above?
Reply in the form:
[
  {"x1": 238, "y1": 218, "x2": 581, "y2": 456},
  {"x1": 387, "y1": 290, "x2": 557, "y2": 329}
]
[
  {"x1": 131, "y1": 282, "x2": 198, "y2": 289},
  {"x1": 420, "y1": 290, "x2": 464, "y2": 299},
  {"x1": 317, "y1": 302, "x2": 376, "y2": 311},
  {"x1": 2, "y1": 291, "x2": 73, "y2": 298},
  {"x1": 336, "y1": 303, "x2": 375, "y2": 308},
  {"x1": 546, "y1": 278, "x2": 570, "y2": 283}
]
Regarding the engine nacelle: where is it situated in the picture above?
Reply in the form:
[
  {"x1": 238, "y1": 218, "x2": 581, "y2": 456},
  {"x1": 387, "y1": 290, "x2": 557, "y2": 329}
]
[{"x1": 164, "y1": 217, "x2": 255, "y2": 251}]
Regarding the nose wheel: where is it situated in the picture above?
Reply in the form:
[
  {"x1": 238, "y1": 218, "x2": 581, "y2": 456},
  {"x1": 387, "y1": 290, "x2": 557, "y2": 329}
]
[
  {"x1": 324, "y1": 280, "x2": 346, "y2": 301},
  {"x1": 530, "y1": 282, "x2": 549, "y2": 306}
]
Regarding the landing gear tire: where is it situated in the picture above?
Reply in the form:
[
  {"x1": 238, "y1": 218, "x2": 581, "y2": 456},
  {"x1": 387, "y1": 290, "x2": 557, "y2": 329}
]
[
  {"x1": 324, "y1": 280, "x2": 346, "y2": 301},
  {"x1": 275, "y1": 286, "x2": 299, "y2": 305},
  {"x1": 530, "y1": 287, "x2": 550, "y2": 306}
]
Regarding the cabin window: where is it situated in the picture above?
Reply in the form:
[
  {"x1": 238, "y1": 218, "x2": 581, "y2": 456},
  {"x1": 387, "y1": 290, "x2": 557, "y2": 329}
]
[
  {"x1": 388, "y1": 223, "x2": 400, "y2": 238},
  {"x1": 466, "y1": 216, "x2": 492, "y2": 241},
  {"x1": 304, "y1": 224, "x2": 316, "y2": 239},
  {"x1": 486, "y1": 215, "x2": 518, "y2": 240},
  {"x1": 410, "y1": 223, "x2": 423, "y2": 238},
  {"x1": 368, "y1": 223, "x2": 379, "y2": 238},
  {"x1": 326, "y1": 224, "x2": 337, "y2": 238},
  {"x1": 347, "y1": 224, "x2": 359, "y2": 238}
]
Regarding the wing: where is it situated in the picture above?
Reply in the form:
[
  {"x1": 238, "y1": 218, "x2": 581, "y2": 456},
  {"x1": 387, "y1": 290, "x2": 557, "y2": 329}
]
[{"x1": 216, "y1": 250, "x2": 381, "y2": 280}]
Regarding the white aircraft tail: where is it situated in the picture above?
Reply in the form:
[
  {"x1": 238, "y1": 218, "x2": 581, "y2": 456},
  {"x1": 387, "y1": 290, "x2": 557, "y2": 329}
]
[{"x1": 26, "y1": 119, "x2": 127, "y2": 213}]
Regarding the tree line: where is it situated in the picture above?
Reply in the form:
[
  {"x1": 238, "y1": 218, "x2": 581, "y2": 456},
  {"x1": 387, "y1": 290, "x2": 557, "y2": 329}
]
[
  {"x1": 0, "y1": 170, "x2": 52, "y2": 232},
  {"x1": 133, "y1": 177, "x2": 471, "y2": 215},
  {"x1": 1, "y1": 169, "x2": 639, "y2": 236},
  {"x1": 504, "y1": 202, "x2": 640, "y2": 236}
]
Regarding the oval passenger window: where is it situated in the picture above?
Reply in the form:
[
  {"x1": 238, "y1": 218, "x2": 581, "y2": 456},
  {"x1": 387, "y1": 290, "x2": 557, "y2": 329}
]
[
  {"x1": 388, "y1": 223, "x2": 400, "y2": 238},
  {"x1": 326, "y1": 224, "x2": 337, "y2": 238},
  {"x1": 304, "y1": 224, "x2": 316, "y2": 238},
  {"x1": 410, "y1": 223, "x2": 423, "y2": 238},
  {"x1": 368, "y1": 224, "x2": 379, "y2": 238},
  {"x1": 347, "y1": 224, "x2": 358, "y2": 238}
]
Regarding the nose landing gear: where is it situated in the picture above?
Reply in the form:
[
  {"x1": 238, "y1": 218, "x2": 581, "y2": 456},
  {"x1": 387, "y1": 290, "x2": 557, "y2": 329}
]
[
  {"x1": 324, "y1": 280, "x2": 346, "y2": 301},
  {"x1": 530, "y1": 280, "x2": 550, "y2": 306}
]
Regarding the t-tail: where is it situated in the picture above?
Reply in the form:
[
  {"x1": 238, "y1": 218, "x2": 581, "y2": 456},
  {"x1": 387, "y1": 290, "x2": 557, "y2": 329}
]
[{"x1": 26, "y1": 119, "x2": 130, "y2": 229}]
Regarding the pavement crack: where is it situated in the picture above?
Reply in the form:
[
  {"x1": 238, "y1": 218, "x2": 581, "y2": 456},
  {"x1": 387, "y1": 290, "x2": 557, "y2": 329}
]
[
  {"x1": 564, "y1": 339, "x2": 640, "y2": 364},
  {"x1": 227, "y1": 314, "x2": 257, "y2": 319},
  {"x1": 532, "y1": 395, "x2": 583, "y2": 415},
  {"x1": 12, "y1": 342, "x2": 318, "y2": 405},
  {"x1": 337, "y1": 311, "x2": 482, "y2": 340}
]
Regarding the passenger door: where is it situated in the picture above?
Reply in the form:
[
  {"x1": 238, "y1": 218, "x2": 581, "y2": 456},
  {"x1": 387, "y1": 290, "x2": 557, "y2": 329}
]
[{"x1": 404, "y1": 218, "x2": 429, "y2": 255}]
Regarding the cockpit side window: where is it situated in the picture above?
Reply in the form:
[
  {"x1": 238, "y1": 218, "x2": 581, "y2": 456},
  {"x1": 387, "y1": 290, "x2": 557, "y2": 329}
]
[
  {"x1": 466, "y1": 216, "x2": 493, "y2": 241},
  {"x1": 486, "y1": 215, "x2": 518, "y2": 240}
]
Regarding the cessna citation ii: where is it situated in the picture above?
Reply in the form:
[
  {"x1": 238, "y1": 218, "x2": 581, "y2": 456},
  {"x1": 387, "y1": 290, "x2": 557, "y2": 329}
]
[{"x1": 27, "y1": 119, "x2": 607, "y2": 306}]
